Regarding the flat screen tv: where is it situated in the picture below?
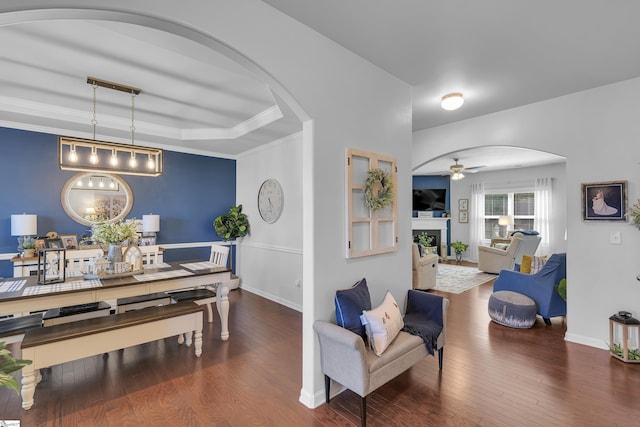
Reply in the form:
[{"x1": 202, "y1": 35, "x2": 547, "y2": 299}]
[{"x1": 413, "y1": 188, "x2": 446, "y2": 211}]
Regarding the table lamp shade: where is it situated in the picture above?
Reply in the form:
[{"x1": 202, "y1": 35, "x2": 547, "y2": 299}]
[
  {"x1": 11, "y1": 214, "x2": 37, "y2": 236},
  {"x1": 143, "y1": 214, "x2": 160, "y2": 233},
  {"x1": 498, "y1": 215, "x2": 513, "y2": 226}
]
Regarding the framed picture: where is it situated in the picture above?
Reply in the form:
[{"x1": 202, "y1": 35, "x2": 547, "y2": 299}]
[
  {"x1": 459, "y1": 211, "x2": 468, "y2": 223},
  {"x1": 45, "y1": 238, "x2": 63, "y2": 249},
  {"x1": 581, "y1": 181, "x2": 627, "y2": 221},
  {"x1": 458, "y1": 199, "x2": 468, "y2": 211},
  {"x1": 140, "y1": 236, "x2": 157, "y2": 246},
  {"x1": 59, "y1": 234, "x2": 78, "y2": 250},
  {"x1": 35, "y1": 238, "x2": 47, "y2": 251}
]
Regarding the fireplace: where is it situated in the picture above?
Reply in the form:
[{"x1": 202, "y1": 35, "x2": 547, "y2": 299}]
[{"x1": 412, "y1": 217, "x2": 449, "y2": 260}]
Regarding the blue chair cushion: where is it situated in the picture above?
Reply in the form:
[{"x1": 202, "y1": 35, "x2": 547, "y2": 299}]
[{"x1": 335, "y1": 278, "x2": 371, "y2": 339}]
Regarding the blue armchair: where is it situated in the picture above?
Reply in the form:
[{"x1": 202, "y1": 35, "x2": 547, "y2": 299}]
[{"x1": 493, "y1": 253, "x2": 566, "y2": 325}]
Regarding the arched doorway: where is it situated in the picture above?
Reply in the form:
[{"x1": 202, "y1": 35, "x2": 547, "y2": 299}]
[{"x1": 0, "y1": 1, "x2": 317, "y2": 409}]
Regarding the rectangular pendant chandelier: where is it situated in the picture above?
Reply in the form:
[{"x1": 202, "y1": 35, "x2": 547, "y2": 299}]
[{"x1": 59, "y1": 136, "x2": 163, "y2": 177}]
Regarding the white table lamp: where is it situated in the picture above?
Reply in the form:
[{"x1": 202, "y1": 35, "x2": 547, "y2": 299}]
[
  {"x1": 498, "y1": 215, "x2": 513, "y2": 238},
  {"x1": 143, "y1": 214, "x2": 160, "y2": 234},
  {"x1": 11, "y1": 213, "x2": 37, "y2": 253}
]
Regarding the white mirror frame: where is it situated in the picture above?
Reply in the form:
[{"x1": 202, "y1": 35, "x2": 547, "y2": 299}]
[{"x1": 61, "y1": 172, "x2": 134, "y2": 226}]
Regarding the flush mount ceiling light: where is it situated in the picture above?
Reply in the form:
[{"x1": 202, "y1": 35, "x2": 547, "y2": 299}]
[
  {"x1": 58, "y1": 77, "x2": 163, "y2": 177},
  {"x1": 441, "y1": 92, "x2": 464, "y2": 111}
]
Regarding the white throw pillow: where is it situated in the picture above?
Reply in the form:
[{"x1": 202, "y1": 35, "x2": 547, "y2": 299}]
[{"x1": 360, "y1": 291, "x2": 404, "y2": 356}]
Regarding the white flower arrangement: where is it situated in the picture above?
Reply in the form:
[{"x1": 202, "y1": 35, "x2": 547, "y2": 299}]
[{"x1": 92, "y1": 220, "x2": 138, "y2": 244}]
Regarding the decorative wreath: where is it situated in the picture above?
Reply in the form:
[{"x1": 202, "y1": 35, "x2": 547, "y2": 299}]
[{"x1": 364, "y1": 168, "x2": 394, "y2": 211}]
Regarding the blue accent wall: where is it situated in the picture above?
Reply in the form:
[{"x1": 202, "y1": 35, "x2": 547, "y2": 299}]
[
  {"x1": 0, "y1": 127, "x2": 236, "y2": 277},
  {"x1": 412, "y1": 175, "x2": 451, "y2": 255},
  {"x1": 412, "y1": 175, "x2": 451, "y2": 216}
]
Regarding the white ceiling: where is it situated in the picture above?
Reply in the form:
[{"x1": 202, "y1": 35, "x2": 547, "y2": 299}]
[
  {"x1": 5, "y1": 3, "x2": 640, "y2": 172},
  {"x1": 262, "y1": 0, "x2": 640, "y2": 174},
  {"x1": 0, "y1": 20, "x2": 302, "y2": 158}
]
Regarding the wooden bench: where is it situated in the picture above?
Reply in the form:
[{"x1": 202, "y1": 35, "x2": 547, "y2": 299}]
[
  {"x1": 168, "y1": 288, "x2": 217, "y2": 322},
  {"x1": 116, "y1": 292, "x2": 172, "y2": 313},
  {"x1": 20, "y1": 301, "x2": 203, "y2": 410},
  {"x1": 0, "y1": 314, "x2": 43, "y2": 345},
  {"x1": 42, "y1": 301, "x2": 112, "y2": 326}
]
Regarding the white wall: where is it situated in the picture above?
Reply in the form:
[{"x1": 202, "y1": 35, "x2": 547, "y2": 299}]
[
  {"x1": 449, "y1": 163, "x2": 567, "y2": 261},
  {"x1": 1, "y1": 1, "x2": 413, "y2": 409},
  {"x1": 414, "y1": 77, "x2": 640, "y2": 351},
  {"x1": 236, "y1": 132, "x2": 303, "y2": 311}
]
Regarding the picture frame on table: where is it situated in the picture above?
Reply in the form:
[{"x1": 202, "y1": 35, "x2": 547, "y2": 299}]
[
  {"x1": 59, "y1": 234, "x2": 78, "y2": 250},
  {"x1": 35, "y1": 238, "x2": 47, "y2": 251},
  {"x1": 45, "y1": 238, "x2": 63, "y2": 249},
  {"x1": 140, "y1": 236, "x2": 157, "y2": 246},
  {"x1": 459, "y1": 199, "x2": 468, "y2": 211},
  {"x1": 459, "y1": 211, "x2": 468, "y2": 223},
  {"x1": 581, "y1": 180, "x2": 627, "y2": 221}
]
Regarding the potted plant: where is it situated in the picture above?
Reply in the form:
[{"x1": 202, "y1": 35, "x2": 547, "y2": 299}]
[
  {"x1": 415, "y1": 232, "x2": 435, "y2": 256},
  {"x1": 630, "y1": 199, "x2": 640, "y2": 230},
  {"x1": 92, "y1": 220, "x2": 138, "y2": 263},
  {"x1": 22, "y1": 241, "x2": 36, "y2": 258},
  {"x1": 450, "y1": 240, "x2": 469, "y2": 263},
  {"x1": 0, "y1": 341, "x2": 31, "y2": 395},
  {"x1": 214, "y1": 205, "x2": 250, "y2": 286}
]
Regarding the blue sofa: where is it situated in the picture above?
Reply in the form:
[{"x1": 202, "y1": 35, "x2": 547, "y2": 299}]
[{"x1": 493, "y1": 253, "x2": 566, "y2": 325}]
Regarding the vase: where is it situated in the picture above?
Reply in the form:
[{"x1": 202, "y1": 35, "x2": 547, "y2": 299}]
[
  {"x1": 107, "y1": 243, "x2": 123, "y2": 264},
  {"x1": 455, "y1": 252, "x2": 463, "y2": 263}
]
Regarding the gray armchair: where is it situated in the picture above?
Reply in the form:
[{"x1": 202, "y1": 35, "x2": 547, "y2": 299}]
[
  {"x1": 314, "y1": 290, "x2": 448, "y2": 427},
  {"x1": 477, "y1": 231, "x2": 541, "y2": 274}
]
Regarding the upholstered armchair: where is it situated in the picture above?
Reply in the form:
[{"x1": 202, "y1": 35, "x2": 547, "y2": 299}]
[
  {"x1": 493, "y1": 253, "x2": 566, "y2": 325},
  {"x1": 477, "y1": 232, "x2": 541, "y2": 274},
  {"x1": 412, "y1": 243, "x2": 438, "y2": 290}
]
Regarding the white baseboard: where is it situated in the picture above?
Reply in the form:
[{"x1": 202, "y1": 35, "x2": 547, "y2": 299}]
[
  {"x1": 564, "y1": 332, "x2": 609, "y2": 350},
  {"x1": 298, "y1": 382, "x2": 346, "y2": 409},
  {"x1": 239, "y1": 283, "x2": 302, "y2": 312}
]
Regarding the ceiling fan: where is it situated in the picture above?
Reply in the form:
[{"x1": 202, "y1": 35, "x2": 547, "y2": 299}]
[{"x1": 449, "y1": 158, "x2": 484, "y2": 180}]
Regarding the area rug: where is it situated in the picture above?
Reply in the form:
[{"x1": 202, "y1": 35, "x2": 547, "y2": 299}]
[{"x1": 434, "y1": 264, "x2": 496, "y2": 294}]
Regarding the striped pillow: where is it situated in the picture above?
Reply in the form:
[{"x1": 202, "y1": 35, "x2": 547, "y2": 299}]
[{"x1": 530, "y1": 256, "x2": 548, "y2": 274}]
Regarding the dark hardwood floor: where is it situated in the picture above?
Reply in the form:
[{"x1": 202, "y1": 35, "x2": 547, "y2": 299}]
[{"x1": 2, "y1": 275, "x2": 640, "y2": 426}]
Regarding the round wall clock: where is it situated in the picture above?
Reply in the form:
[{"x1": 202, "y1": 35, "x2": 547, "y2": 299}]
[{"x1": 258, "y1": 178, "x2": 284, "y2": 223}]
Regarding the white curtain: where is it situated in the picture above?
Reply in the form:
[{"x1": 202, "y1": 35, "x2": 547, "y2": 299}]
[
  {"x1": 534, "y1": 177, "x2": 552, "y2": 255},
  {"x1": 469, "y1": 182, "x2": 485, "y2": 262}
]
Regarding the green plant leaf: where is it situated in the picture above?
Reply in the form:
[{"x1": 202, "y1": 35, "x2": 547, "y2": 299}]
[
  {"x1": 214, "y1": 205, "x2": 250, "y2": 241},
  {"x1": 0, "y1": 341, "x2": 32, "y2": 395}
]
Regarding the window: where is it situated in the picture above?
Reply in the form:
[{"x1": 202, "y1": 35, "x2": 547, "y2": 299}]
[{"x1": 484, "y1": 191, "x2": 534, "y2": 239}]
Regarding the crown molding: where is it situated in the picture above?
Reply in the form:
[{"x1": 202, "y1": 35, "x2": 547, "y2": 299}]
[{"x1": 0, "y1": 96, "x2": 282, "y2": 142}]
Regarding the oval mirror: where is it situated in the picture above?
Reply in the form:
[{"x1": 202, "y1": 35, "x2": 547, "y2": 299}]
[{"x1": 61, "y1": 173, "x2": 133, "y2": 226}]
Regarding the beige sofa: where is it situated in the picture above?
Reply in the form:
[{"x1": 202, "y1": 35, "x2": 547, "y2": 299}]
[{"x1": 412, "y1": 243, "x2": 439, "y2": 290}]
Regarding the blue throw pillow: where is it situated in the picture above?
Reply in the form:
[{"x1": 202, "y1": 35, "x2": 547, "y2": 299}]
[
  {"x1": 510, "y1": 229, "x2": 539, "y2": 236},
  {"x1": 335, "y1": 278, "x2": 372, "y2": 339}
]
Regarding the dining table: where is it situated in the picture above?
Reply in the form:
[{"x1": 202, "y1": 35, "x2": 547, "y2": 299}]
[{"x1": 0, "y1": 260, "x2": 232, "y2": 341}]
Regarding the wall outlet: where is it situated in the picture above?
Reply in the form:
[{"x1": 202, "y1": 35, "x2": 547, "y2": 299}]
[
  {"x1": 610, "y1": 231, "x2": 621, "y2": 245},
  {"x1": 295, "y1": 279, "x2": 301, "y2": 288}
]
